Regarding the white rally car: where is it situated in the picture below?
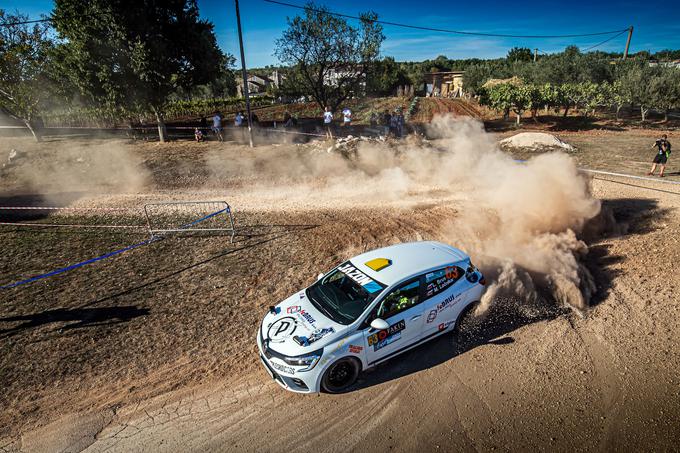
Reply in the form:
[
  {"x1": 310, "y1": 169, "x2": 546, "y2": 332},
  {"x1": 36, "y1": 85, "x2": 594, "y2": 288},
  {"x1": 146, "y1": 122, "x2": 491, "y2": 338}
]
[{"x1": 257, "y1": 241, "x2": 486, "y2": 393}]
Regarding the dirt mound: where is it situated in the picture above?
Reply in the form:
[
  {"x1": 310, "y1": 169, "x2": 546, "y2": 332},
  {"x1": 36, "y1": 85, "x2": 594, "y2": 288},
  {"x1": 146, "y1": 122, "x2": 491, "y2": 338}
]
[{"x1": 500, "y1": 132, "x2": 575, "y2": 152}]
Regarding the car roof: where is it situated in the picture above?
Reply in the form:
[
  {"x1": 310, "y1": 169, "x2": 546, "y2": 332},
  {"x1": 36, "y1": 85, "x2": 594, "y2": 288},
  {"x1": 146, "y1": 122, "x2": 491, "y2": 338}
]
[{"x1": 349, "y1": 241, "x2": 470, "y2": 287}]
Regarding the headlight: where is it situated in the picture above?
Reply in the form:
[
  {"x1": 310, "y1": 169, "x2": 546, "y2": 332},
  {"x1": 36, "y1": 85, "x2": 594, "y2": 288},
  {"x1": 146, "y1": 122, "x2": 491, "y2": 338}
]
[{"x1": 283, "y1": 348, "x2": 323, "y2": 371}]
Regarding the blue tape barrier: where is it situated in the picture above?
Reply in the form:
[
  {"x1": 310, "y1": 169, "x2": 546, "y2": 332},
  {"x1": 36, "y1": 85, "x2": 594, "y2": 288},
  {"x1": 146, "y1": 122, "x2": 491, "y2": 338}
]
[{"x1": 1, "y1": 207, "x2": 230, "y2": 290}]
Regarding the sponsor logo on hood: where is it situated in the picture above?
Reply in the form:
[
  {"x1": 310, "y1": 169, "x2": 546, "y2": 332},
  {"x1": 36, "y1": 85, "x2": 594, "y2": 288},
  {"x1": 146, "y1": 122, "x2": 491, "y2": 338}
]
[
  {"x1": 293, "y1": 327, "x2": 335, "y2": 347},
  {"x1": 267, "y1": 317, "x2": 298, "y2": 342}
]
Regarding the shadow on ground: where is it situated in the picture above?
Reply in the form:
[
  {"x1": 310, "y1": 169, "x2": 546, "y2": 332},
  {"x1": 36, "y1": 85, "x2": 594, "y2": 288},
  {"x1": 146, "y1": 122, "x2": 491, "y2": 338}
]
[
  {"x1": 582, "y1": 197, "x2": 668, "y2": 307},
  {"x1": 0, "y1": 192, "x2": 86, "y2": 221},
  {"x1": 0, "y1": 306, "x2": 149, "y2": 337},
  {"x1": 349, "y1": 299, "x2": 565, "y2": 392}
]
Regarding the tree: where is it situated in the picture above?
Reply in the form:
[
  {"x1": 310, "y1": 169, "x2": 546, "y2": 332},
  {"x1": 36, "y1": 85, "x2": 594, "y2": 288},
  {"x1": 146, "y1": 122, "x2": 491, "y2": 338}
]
[
  {"x1": 481, "y1": 83, "x2": 532, "y2": 125},
  {"x1": 538, "y1": 83, "x2": 562, "y2": 114},
  {"x1": 507, "y1": 47, "x2": 532, "y2": 63},
  {"x1": 52, "y1": 0, "x2": 229, "y2": 142},
  {"x1": 274, "y1": 2, "x2": 384, "y2": 112},
  {"x1": 0, "y1": 10, "x2": 55, "y2": 141},
  {"x1": 463, "y1": 63, "x2": 493, "y2": 96},
  {"x1": 618, "y1": 64, "x2": 658, "y2": 122},
  {"x1": 649, "y1": 67, "x2": 680, "y2": 122},
  {"x1": 366, "y1": 57, "x2": 409, "y2": 96}
]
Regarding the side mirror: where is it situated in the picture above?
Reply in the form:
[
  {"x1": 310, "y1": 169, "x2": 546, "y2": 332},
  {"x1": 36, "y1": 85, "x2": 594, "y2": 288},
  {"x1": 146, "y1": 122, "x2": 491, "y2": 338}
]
[
  {"x1": 317, "y1": 273, "x2": 324, "y2": 281},
  {"x1": 370, "y1": 318, "x2": 390, "y2": 331}
]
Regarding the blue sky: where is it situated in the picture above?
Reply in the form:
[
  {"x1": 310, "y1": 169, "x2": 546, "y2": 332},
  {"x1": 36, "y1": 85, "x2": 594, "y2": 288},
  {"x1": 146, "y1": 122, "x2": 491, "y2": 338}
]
[{"x1": 4, "y1": 0, "x2": 680, "y2": 67}]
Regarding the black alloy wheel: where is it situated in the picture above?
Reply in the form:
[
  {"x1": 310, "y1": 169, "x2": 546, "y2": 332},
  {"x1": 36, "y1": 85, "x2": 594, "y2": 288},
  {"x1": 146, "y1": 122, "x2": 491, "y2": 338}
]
[{"x1": 321, "y1": 357, "x2": 360, "y2": 393}]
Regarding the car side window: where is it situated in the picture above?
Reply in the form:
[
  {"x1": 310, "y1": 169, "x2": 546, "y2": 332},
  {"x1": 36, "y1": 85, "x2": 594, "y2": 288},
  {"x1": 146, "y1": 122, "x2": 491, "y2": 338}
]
[
  {"x1": 423, "y1": 265, "x2": 464, "y2": 301},
  {"x1": 375, "y1": 278, "x2": 422, "y2": 320}
]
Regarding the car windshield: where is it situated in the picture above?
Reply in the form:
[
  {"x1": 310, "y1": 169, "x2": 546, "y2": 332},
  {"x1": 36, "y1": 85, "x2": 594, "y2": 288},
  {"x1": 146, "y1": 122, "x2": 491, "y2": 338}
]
[{"x1": 306, "y1": 261, "x2": 385, "y2": 325}]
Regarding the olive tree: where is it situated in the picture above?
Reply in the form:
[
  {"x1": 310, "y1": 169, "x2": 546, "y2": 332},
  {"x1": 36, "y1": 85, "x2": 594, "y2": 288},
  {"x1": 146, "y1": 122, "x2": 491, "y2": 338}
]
[
  {"x1": 52, "y1": 0, "x2": 229, "y2": 142},
  {"x1": 274, "y1": 2, "x2": 384, "y2": 112},
  {"x1": 0, "y1": 10, "x2": 55, "y2": 141}
]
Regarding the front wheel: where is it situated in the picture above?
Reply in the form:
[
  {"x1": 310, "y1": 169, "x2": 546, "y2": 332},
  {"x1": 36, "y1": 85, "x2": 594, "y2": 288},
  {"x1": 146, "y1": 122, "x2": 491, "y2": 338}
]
[{"x1": 321, "y1": 357, "x2": 360, "y2": 393}]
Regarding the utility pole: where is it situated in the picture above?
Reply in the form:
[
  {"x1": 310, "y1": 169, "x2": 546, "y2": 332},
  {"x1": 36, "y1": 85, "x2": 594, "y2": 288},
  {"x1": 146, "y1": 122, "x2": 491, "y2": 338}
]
[
  {"x1": 623, "y1": 26, "x2": 633, "y2": 61},
  {"x1": 235, "y1": 0, "x2": 254, "y2": 147},
  {"x1": 534, "y1": 48, "x2": 538, "y2": 63}
]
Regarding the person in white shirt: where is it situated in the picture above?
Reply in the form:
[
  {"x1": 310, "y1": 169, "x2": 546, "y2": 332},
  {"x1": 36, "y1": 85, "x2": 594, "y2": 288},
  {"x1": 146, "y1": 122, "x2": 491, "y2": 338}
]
[
  {"x1": 323, "y1": 106, "x2": 333, "y2": 139},
  {"x1": 342, "y1": 107, "x2": 352, "y2": 126}
]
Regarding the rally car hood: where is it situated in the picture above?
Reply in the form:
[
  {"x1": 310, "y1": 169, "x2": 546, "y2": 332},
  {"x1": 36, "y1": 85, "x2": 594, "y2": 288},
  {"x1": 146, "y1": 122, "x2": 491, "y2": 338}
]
[{"x1": 261, "y1": 290, "x2": 347, "y2": 357}]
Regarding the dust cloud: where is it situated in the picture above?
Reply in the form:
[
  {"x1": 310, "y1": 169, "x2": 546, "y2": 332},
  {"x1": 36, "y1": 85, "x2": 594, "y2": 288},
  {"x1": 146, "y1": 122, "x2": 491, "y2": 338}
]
[
  {"x1": 2, "y1": 139, "x2": 148, "y2": 204},
  {"x1": 423, "y1": 116, "x2": 602, "y2": 313},
  {"x1": 208, "y1": 115, "x2": 602, "y2": 312}
]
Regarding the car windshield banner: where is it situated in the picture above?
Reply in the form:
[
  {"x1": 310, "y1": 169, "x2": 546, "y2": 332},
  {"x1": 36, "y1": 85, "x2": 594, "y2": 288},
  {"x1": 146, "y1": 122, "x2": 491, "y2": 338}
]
[{"x1": 337, "y1": 262, "x2": 383, "y2": 293}]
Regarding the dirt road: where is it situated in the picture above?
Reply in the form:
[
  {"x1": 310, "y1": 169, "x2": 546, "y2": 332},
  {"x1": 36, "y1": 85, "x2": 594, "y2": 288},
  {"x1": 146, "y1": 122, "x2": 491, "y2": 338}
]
[{"x1": 1, "y1": 131, "x2": 679, "y2": 452}]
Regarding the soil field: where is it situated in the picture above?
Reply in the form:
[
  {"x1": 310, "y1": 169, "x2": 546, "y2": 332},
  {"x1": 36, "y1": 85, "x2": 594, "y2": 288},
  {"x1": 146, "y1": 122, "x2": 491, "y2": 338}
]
[{"x1": 0, "y1": 125, "x2": 679, "y2": 452}]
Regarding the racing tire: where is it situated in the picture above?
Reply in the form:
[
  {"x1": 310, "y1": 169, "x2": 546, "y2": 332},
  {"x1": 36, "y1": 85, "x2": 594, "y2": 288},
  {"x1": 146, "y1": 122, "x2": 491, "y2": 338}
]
[
  {"x1": 454, "y1": 301, "x2": 481, "y2": 347},
  {"x1": 321, "y1": 357, "x2": 361, "y2": 394}
]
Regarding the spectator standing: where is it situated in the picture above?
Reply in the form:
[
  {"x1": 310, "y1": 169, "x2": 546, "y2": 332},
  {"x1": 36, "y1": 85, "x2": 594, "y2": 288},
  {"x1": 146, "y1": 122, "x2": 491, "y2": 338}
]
[
  {"x1": 342, "y1": 107, "x2": 352, "y2": 126},
  {"x1": 323, "y1": 106, "x2": 333, "y2": 139},
  {"x1": 396, "y1": 107, "x2": 405, "y2": 138},
  {"x1": 649, "y1": 134, "x2": 672, "y2": 177},
  {"x1": 212, "y1": 111, "x2": 223, "y2": 141},
  {"x1": 369, "y1": 111, "x2": 379, "y2": 127},
  {"x1": 234, "y1": 111, "x2": 244, "y2": 127},
  {"x1": 283, "y1": 111, "x2": 294, "y2": 128},
  {"x1": 382, "y1": 110, "x2": 392, "y2": 137}
]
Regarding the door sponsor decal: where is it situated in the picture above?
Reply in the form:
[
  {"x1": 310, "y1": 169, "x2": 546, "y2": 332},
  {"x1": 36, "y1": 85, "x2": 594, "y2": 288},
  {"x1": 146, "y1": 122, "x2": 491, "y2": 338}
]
[
  {"x1": 367, "y1": 320, "x2": 406, "y2": 351},
  {"x1": 426, "y1": 293, "x2": 462, "y2": 323},
  {"x1": 337, "y1": 263, "x2": 383, "y2": 293},
  {"x1": 267, "y1": 317, "x2": 298, "y2": 342},
  {"x1": 348, "y1": 344, "x2": 363, "y2": 354},
  {"x1": 293, "y1": 327, "x2": 335, "y2": 346},
  {"x1": 426, "y1": 309, "x2": 438, "y2": 323},
  {"x1": 438, "y1": 321, "x2": 454, "y2": 331}
]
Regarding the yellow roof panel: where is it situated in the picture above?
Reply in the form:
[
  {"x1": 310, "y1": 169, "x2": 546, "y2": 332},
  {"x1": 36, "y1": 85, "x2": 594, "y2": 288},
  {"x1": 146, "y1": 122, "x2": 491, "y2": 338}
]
[{"x1": 365, "y1": 258, "x2": 392, "y2": 271}]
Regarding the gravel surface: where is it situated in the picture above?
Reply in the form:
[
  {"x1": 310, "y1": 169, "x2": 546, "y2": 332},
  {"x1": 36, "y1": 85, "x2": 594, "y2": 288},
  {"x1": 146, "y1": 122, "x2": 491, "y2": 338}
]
[{"x1": 1, "y1": 132, "x2": 679, "y2": 452}]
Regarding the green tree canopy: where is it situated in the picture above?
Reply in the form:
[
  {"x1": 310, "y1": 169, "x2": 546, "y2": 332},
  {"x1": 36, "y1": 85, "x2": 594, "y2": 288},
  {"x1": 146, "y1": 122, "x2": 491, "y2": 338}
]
[
  {"x1": 0, "y1": 10, "x2": 57, "y2": 141},
  {"x1": 366, "y1": 57, "x2": 410, "y2": 96},
  {"x1": 507, "y1": 47, "x2": 532, "y2": 62},
  {"x1": 274, "y1": 2, "x2": 384, "y2": 112},
  {"x1": 52, "y1": 0, "x2": 231, "y2": 141}
]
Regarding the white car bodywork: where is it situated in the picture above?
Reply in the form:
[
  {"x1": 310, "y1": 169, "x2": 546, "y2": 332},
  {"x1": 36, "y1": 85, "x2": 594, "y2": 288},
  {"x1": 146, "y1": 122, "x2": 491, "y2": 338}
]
[{"x1": 257, "y1": 241, "x2": 485, "y2": 393}]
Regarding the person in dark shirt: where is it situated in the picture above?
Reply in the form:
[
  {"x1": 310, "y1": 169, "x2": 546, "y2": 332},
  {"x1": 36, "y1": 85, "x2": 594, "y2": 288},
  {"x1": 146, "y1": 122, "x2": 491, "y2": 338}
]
[
  {"x1": 648, "y1": 134, "x2": 671, "y2": 177},
  {"x1": 382, "y1": 110, "x2": 392, "y2": 136}
]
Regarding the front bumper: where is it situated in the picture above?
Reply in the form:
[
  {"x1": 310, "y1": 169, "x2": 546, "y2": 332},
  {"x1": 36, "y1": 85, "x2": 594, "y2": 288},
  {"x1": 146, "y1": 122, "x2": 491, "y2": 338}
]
[{"x1": 257, "y1": 329, "x2": 318, "y2": 393}]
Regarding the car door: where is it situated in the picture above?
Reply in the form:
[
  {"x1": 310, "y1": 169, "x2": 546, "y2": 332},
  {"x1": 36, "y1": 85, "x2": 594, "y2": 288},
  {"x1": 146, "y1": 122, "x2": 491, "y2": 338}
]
[
  {"x1": 420, "y1": 265, "x2": 469, "y2": 337},
  {"x1": 362, "y1": 277, "x2": 426, "y2": 365}
]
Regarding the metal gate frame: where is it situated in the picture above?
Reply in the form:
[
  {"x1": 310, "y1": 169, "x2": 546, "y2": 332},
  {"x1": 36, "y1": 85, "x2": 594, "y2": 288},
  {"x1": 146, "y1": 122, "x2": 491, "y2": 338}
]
[{"x1": 144, "y1": 201, "x2": 235, "y2": 242}]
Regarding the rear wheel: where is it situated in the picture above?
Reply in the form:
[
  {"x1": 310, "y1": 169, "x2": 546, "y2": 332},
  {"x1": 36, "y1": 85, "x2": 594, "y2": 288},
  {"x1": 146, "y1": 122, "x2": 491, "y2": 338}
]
[
  {"x1": 321, "y1": 357, "x2": 360, "y2": 393},
  {"x1": 454, "y1": 302, "x2": 482, "y2": 347}
]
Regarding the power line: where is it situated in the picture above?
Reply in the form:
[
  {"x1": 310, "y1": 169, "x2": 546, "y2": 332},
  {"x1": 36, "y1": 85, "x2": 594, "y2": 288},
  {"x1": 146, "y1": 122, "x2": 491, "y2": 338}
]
[
  {"x1": 0, "y1": 18, "x2": 51, "y2": 27},
  {"x1": 582, "y1": 29, "x2": 629, "y2": 51},
  {"x1": 263, "y1": 0, "x2": 630, "y2": 39}
]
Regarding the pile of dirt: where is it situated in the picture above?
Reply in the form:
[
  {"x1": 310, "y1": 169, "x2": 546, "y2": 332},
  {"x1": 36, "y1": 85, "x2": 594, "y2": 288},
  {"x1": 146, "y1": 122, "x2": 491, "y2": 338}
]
[{"x1": 500, "y1": 132, "x2": 575, "y2": 152}]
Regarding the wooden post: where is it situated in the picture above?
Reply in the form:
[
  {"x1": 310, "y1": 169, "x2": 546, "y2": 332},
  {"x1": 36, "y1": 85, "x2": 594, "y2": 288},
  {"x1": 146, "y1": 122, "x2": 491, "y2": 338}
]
[
  {"x1": 235, "y1": 0, "x2": 254, "y2": 147},
  {"x1": 623, "y1": 26, "x2": 633, "y2": 60}
]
